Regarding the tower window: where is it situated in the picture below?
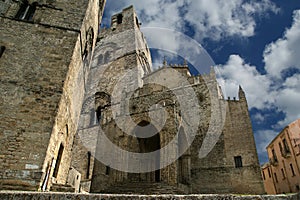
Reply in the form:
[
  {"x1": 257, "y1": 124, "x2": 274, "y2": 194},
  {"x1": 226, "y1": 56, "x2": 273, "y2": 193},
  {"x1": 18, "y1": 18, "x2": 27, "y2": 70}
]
[
  {"x1": 15, "y1": 1, "x2": 37, "y2": 21},
  {"x1": 234, "y1": 156, "x2": 243, "y2": 168},
  {"x1": 267, "y1": 168, "x2": 271, "y2": 178},
  {"x1": 86, "y1": 151, "x2": 91, "y2": 179},
  {"x1": 105, "y1": 166, "x2": 110, "y2": 175},
  {"x1": 117, "y1": 14, "x2": 123, "y2": 24},
  {"x1": 0, "y1": 46, "x2": 5, "y2": 58},
  {"x1": 96, "y1": 107, "x2": 101, "y2": 122}
]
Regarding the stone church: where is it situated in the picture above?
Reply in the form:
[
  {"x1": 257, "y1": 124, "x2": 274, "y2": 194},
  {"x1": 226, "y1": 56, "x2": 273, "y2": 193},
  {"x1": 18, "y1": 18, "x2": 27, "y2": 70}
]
[{"x1": 0, "y1": 0, "x2": 264, "y2": 194}]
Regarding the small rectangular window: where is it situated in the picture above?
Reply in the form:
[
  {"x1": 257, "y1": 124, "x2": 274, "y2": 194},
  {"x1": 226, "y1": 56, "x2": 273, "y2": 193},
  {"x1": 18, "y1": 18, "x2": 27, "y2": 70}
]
[
  {"x1": 283, "y1": 138, "x2": 291, "y2": 153},
  {"x1": 117, "y1": 14, "x2": 123, "y2": 24},
  {"x1": 281, "y1": 168, "x2": 285, "y2": 179},
  {"x1": 105, "y1": 166, "x2": 110, "y2": 175},
  {"x1": 0, "y1": 46, "x2": 5, "y2": 58},
  {"x1": 274, "y1": 173, "x2": 278, "y2": 183},
  {"x1": 86, "y1": 151, "x2": 91, "y2": 179},
  {"x1": 15, "y1": 2, "x2": 36, "y2": 21},
  {"x1": 290, "y1": 163, "x2": 296, "y2": 176},
  {"x1": 272, "y1": 149, "x2": 278, "y2": 162},
  {"x1": 267, "y1": 168, "x2": 271, "y2": 178},
  {"x1": 234, "y1": 156, "x2": 243, "y2": 168},
  {"x1": 262, "y1": 171, "x2": 266, "y2": 180}
]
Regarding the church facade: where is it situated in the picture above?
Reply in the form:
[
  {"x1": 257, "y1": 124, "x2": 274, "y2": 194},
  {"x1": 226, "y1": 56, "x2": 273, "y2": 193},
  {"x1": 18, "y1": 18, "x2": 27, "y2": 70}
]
[{"x1": 0, "y1": 0, "x2": 264, "y2": 194}]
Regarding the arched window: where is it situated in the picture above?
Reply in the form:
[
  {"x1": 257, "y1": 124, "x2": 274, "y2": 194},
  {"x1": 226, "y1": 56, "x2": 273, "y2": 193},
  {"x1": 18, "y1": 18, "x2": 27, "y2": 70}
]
[{"x1": 15, "y1": 1, "x2": 37, "y2": 21}]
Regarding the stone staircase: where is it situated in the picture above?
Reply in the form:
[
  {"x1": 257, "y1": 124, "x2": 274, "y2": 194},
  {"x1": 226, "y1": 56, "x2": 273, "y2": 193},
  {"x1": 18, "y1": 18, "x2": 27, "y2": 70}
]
[{"x1": 101, "y1": 181, "x2": 186, "y2": 194}]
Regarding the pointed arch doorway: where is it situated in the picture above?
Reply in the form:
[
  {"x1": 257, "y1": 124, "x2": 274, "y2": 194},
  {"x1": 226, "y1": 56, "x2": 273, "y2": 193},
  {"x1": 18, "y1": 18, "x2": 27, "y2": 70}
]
[{"x1": 128, "y1": 121, "x2": 161, "y2": 182}]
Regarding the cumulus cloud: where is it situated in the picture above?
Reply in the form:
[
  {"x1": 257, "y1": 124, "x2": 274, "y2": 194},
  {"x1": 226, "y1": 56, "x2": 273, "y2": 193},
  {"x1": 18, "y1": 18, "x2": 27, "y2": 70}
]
[
  {"x1": 216, "y1": 55, "x2": 272, "y2": 109},
  {"x1": 218, "y1": 10, "x2": 300, "y2": 123},
  {"x1": 105, "y1": 0, "x2": 279, "y2": 41},
  {"x1": 185, "y1": 0, "x2": 279, "y2": 40},
  {"x1": 263, "y1": 10, "x2": 300, "y2": 79},
  {"x1": 217, "y1": 10, "x2": 300, "y2": 163}
]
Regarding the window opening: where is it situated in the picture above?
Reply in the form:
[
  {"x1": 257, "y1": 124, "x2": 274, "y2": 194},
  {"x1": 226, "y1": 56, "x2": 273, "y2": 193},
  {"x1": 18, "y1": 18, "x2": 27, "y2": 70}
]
[
  {"x1": 117, "y1": 14, "x2": 123, "y2": 24},
  {"x1": 234, "y1": 156, "x2": 243, "y2": 168},
  {"x1": 274, "y1": 173, "x2": 278, "y2": 183},
  {"x1": 272, "y1": 149, "x2": 278, "y2": 162},
  {"x1": 0, "y1": 46, "x2": 5, "y2": 58},
  {"x1": 290, "y1": 163, "x2": 295, "y2": 176},
  {"x1": 15, "y1": 1, "x2": 37, "y2": 21},
  {"x1": 283, "y1": 138, "x2": 290, "y2": 153},
  {"x1": 86, "y1": 151, "x2": 91, "y2": 179},
  {"x1": 281, "y1": 168, "x2": 285, "y2": 179},
  {"x1": 53, "y1": 144, "x2": 64, "y2": 178},
  {"x1": 105, "y1": 166, "x2": 110, "y2": 175}
]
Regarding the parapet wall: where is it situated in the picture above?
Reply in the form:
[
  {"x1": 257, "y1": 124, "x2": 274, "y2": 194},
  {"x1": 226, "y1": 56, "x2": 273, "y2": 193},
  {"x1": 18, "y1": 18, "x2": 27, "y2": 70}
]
[{"x1": 0, "y1": 191, "x2": 299, "y2": 200}]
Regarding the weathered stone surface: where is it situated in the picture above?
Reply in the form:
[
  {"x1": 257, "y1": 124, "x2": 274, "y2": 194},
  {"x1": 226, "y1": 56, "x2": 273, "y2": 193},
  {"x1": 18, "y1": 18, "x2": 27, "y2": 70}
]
[
  {"x1": 1, "y1": 0, "x2": 265, "y2": 195},
  {"x1": 0, "y1": 0, "x2": 106, "y2": 191},
  {"x1": 72, "y1": 6, "x2": 264, "y2": 195},
  {"x1": 0, "y1": 191, "x2": 299, "y2": 200}
]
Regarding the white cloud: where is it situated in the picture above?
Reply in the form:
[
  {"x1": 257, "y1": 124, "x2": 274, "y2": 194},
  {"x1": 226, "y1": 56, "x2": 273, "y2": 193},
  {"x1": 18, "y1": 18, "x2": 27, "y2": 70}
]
[
  {"x1": 217, "y1": 11, "x2": 300, "y2": 164},
  {"x1": 216, "y1": 55, "x2": 271, "y2": 109},
  {"x1": 185, "y1": 0, "x2": 279, "y2": 40},
  {"x1": 105, "y1": 0, "x2": 279, "y2": 41},
  {"x1": 253, "y1": 113, "x2": 265, "y2": 123},
  {"x1": 218, "y1": 10, "x2": 300, "y2": 127},
  {"x1": 264, "y1": 10, "x2": 300, "y2": 78}
]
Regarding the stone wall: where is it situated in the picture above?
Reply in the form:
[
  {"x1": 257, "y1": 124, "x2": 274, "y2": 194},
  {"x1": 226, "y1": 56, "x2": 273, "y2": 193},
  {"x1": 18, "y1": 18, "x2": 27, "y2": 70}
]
[
  {"x1": 0, "y1": 191, "x2": 299, "y2": 200},
  {"x1": 0, "y1": 0, "x2": 106, "y2": 191}
]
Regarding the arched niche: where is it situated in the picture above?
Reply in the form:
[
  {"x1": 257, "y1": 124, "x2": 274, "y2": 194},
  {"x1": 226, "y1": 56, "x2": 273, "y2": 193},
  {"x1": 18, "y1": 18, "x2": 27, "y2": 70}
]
[
  {"x1": 128, "y1": 121, "x2": 161, "y2": 183},
  {"x1": 95, "y1": 92, "x2": 111, "y2": 122}
]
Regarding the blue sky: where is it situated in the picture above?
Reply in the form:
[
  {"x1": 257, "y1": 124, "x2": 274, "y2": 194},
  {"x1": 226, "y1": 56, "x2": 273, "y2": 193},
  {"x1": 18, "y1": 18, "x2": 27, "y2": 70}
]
[{"x1": 102, "y1": 0, "x2": 300, "y2": 164}]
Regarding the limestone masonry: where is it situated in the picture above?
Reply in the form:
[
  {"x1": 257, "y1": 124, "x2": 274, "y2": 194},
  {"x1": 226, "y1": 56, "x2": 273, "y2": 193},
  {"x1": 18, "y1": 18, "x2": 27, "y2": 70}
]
[{"x1": 1, "y1": 0, "x2": 265, "y2": 194}]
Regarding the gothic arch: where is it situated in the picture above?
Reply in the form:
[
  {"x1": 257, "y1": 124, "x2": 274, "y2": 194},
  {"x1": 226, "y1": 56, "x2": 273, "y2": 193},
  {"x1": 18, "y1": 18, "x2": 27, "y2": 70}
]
[
  {"x1": 95, "y1": 92, "x2": 111, "y2": 122},
  {"x1": 130, "y1": 121, "x2": 161, "y2": 182}
]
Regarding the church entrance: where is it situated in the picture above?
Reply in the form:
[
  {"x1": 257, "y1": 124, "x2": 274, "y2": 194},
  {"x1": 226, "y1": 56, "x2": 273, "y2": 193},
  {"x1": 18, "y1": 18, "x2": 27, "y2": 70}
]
[{"x1": 129, "y1": 121, "x2": 161, "y2": 182}]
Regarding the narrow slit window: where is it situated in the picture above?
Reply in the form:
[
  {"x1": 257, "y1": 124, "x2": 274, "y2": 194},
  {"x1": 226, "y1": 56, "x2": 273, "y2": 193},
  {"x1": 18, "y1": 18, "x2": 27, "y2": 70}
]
[
  {"x1": 105, "y1": 166, "x2": 110, "y2": 175},
  {"x1": 53, "y1": 144, "x2": 64, "y2": 178},
  {"x1": 86, "y1": 151, "x2": 91, "y2": 179},
  {"x1": 290, "y1": 163, "x2": 295, "y2": 176},
  {"x1": 281, "y1": 168, "x2": 285, "y2": 179},
  {"x1": 274, "y1": 173, "x2": 278, "y2": 183},
  {"x1": 0, "y1": 46, "x2": 5, "y2": 58}
]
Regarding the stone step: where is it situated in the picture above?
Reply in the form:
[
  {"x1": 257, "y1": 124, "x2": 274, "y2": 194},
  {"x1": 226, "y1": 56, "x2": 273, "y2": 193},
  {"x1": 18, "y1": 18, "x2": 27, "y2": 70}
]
[{"x1": 101, "y1": 181, "x2": 186, "y2": 194}]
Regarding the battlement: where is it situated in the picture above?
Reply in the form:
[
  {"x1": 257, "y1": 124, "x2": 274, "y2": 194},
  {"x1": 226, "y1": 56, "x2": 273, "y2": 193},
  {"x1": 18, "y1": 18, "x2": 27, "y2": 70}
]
[{"x1": 99, "y1": 5, "x2": 141, "y2": 37}]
